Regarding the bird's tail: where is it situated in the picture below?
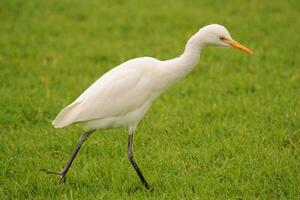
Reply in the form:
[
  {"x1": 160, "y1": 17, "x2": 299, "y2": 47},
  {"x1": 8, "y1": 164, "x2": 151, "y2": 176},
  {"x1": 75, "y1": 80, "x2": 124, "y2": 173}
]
[{"x1": 52, "y1": 102, "x2": 81, "y2": 128}]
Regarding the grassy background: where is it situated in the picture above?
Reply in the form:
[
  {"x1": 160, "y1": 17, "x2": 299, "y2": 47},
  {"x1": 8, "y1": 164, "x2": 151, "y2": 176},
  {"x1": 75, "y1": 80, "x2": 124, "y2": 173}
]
[{"x1": 1, "y1": 0, "x2": 300, "y2": 199}]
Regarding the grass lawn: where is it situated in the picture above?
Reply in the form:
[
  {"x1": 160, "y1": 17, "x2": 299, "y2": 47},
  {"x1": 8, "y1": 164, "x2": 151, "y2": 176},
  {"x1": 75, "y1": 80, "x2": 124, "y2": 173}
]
[{"x1": 0, "y1": 0, "x2": 299, "y2": 199}]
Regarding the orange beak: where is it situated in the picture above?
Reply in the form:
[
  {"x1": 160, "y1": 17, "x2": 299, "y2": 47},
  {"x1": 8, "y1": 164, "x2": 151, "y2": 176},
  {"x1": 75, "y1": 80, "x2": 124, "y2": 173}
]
[{"x1": 222, "y1": 38, "x2": 255, "y2": 56}]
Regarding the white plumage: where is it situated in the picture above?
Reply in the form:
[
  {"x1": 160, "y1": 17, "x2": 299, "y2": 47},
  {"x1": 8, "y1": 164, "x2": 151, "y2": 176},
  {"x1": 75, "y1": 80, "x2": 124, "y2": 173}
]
[
  {"x1": 53, "y1": 57, "x2": 159, "y2": 128},
  {"x1": 53, "y1": 24, "x2": 254, "y2": 130},
  {"x1": 43, "y1": 24, "x2": 254, "y2": 189}
]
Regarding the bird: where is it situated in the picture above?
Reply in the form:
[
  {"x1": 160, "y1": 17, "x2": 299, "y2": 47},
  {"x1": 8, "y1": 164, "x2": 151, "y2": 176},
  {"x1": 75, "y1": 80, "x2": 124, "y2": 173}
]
[{"x1": 41, "y1": 24, "x2": 254, "y2": 189}]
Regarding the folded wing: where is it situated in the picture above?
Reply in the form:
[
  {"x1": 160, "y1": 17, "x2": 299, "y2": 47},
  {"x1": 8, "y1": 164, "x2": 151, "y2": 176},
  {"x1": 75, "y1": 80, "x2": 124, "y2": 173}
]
[{"x1": 53, "y1": 58, "x2": 158, "y2": 128}]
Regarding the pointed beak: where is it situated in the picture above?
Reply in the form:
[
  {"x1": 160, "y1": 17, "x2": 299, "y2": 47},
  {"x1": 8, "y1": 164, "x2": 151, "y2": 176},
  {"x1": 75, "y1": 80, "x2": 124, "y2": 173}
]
[{"x1": 222, "y1": 38, "x2": 255, "y2": 56}]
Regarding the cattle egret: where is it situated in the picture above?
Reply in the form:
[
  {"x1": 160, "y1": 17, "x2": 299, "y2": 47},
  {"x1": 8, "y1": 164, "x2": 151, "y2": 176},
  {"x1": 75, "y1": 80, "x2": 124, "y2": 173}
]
[{"x1": 41, "y1": 24, "x2": 254, "y2": 189}]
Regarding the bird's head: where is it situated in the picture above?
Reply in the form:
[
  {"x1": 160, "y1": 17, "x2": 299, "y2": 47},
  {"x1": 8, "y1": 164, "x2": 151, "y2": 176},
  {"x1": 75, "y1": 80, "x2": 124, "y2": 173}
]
[{"x1": 194, "y1": 24, "x2": 254, "y2": 56}]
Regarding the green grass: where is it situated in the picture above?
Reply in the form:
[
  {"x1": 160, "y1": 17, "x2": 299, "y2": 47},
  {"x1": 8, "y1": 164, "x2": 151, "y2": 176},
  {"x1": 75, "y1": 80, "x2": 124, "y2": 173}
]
[{"x1": 1, "y1": 0, "x2": 300, "y2": 199}]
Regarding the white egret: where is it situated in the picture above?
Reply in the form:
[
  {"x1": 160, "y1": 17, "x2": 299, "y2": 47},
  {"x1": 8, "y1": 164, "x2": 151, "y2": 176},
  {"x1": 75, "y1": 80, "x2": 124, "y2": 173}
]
[{"x1": 42, "y1": 24, "x2": 254, "y2": 189}]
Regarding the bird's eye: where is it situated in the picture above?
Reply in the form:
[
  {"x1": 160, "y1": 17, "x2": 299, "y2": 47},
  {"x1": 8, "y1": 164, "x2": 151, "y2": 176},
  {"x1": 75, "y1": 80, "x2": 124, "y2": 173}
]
[{"x1": 219, "y1": 36, "x2": 226, "y2": 41}]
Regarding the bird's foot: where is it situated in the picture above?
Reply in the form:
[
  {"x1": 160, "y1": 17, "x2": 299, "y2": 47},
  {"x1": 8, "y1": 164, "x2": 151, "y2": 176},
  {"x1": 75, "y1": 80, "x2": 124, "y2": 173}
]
[
  {"x1": 143, "y1": 182, "x2": 153, "y2": 191},
  {"x1": 148, "y1": 187, "x2": 154, "y2": 192},
  {"x1": 40, "y1": 168, "x2": 67, "y2": 183}
]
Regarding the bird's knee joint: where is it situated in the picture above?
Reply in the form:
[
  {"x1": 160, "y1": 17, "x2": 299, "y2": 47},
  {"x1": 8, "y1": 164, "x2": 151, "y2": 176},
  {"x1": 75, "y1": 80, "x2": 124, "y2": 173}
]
[
  {"x1": 79, "y1": 135, "x2": 89, "y2": 142},
  {"x1": 127, "y1": 151, "x2": 134, "y2": 160}
]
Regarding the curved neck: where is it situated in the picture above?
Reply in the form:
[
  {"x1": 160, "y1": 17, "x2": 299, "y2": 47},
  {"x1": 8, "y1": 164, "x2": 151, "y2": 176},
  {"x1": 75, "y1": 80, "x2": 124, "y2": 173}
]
[
  {"x1": 180, "y1": 34, "x2": 204, "y2": 67},
  {"x1": 162, "y1": 33, "x2": 205, "y2": 82},
  {"x1": 184, "y1": 33, "x2": 205, "y2": 55}
]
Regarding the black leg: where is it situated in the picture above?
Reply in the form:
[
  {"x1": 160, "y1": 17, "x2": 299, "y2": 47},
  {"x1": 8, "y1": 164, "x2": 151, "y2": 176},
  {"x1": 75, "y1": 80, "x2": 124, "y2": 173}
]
[
  {"x1": 41, "y1": 129, "x2": 95, "y2": 183},
  {"x1": 127, "y1": 128, "x2": 149, "y2": 189}
]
